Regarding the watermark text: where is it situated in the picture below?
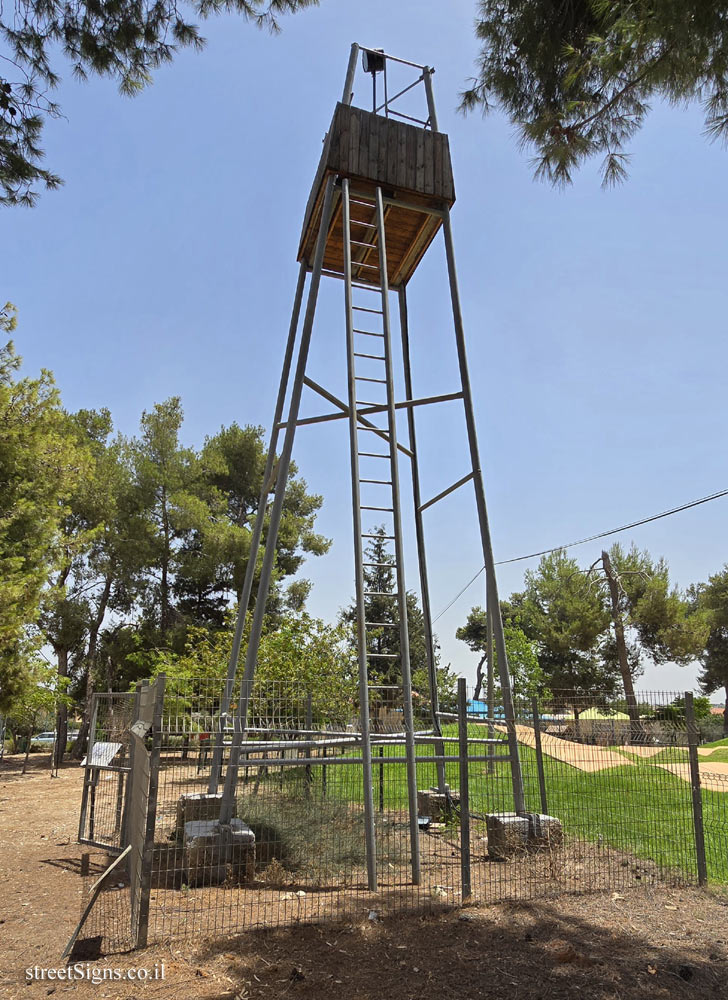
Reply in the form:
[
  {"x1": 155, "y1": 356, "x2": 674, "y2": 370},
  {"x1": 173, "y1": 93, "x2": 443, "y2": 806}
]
[{"x1": 26, "y1": 964, "x2": 165, "y2": 985}]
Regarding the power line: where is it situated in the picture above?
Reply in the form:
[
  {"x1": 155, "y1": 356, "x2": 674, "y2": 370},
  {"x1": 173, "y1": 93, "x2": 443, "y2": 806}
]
[{"x1": 431, "y1": 487, "x2": 728, "y2": 624}]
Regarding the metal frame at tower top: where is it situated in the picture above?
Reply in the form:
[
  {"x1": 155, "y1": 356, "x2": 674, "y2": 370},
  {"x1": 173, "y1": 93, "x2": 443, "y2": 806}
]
[{"x1": 211, "y1": 43, "x2": 526, "y2": 889}]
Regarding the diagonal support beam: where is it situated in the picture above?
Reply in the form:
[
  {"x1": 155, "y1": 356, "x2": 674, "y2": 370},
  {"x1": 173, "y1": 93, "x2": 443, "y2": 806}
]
[
  {"x1": 419, "y1": 472, "x2": 474, "y2": 513},
  {"x1": 294, "y1": 376, "x2": 415, "y2": 458},
  {"x1": 279, "y1": 382, "x2": 462, "y2": 446}
]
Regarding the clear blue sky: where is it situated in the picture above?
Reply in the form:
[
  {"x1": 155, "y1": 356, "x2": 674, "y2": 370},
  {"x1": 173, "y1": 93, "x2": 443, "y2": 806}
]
[{"x1": 4, "y1": 1, "x2": 727, "y2": 694}]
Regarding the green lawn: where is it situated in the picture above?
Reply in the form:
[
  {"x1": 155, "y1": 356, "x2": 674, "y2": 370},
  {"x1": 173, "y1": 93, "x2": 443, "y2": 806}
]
[
  {"x1": 645, "y1": 743, "x2": 728, "y2": 765},
  {"x1": 699, "y1": 747, "x2": 728, "y2": 763},
  {"x1": 286, "y1": 727, "x2": 728, "y2": 884}
]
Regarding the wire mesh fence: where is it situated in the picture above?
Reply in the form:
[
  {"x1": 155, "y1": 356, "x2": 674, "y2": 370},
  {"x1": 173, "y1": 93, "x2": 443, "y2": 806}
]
[
  {"x1": 77, "y1": 679, "x2": 728, "y2": 953},
  {"x1": 78, "y1": 692, "x2": 136, "y2": 852}
]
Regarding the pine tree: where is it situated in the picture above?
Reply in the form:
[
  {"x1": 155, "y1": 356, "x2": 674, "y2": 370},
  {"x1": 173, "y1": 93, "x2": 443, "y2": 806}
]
[
  {"x1": 341, "y1": 526, "x2": 456, "y2": 710},
  {"x1": 0, "y1": 332, "x2": 83, "y2": 712},
  {"x1": 1, "y1": 1, "x2": 317, "y2": 205},
  {"x1": 463, "y1": 2, "x2": 728, "y2": 185},
  {"x1": 697, "y1": 567, "x2": 728, "y2": 735}
]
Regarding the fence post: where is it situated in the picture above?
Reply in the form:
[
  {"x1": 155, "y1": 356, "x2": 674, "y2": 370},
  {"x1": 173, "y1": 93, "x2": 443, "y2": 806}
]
[
  {"x1": 304, "y1": 693, "x2": 313, "y2": 798},
  {"x1": 685, "y1": 691, "x2": 708, "y2": 886},
  {"x1": 457, "y1": 678, "x2": 472, "y2": 901},
  {"x1": 129, "y1": 674, "x2": 166, "y2": 950},
  {"x1": 532, "y1": 697, "x2": 548, "y2": 815},
  {"x1": 121, "y1": 684, "x2": 142, "y2": 849}
]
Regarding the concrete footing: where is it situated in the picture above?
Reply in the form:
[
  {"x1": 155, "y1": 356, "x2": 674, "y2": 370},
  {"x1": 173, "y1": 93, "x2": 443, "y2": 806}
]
[
  {"x1": 175, "y1": 791, "x2": 224, "y2": 835},
  {"x1": 486, "y1": 812, "x2": 563, "y2": 859},
  {"x1": 183, "y1": 818, "x2": 256, "y2": 887},
  {"x1": 417, "y1": 787, "x2": 460, "y2": 821}
]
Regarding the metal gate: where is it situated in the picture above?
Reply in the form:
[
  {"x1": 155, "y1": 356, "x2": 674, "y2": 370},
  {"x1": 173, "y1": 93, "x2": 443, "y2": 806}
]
[{"x1": 78, "y1": 691, "x2": 137, "y2": 852}]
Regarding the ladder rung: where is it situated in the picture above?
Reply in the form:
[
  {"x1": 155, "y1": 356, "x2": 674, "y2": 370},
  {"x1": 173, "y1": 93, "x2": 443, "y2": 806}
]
[
  {"x1": 363, "y1": 561, "x2": 395, "y2": 567},
  {"x1": 355, "y1": 376, "x2": 387, "y2": 384},
  {"x1": 351, "y1": 196, "x2": 375, "y2": 207},
  {"x1": 350, "y1": 218, "x2": 376, "y2": 228},
  {"x1": 364, "y1": 591, "x2": 399, "y2": 597},
  {"x1": 354, "y1": 329, "x2": 385, "y2": 338},
  {"x1": 367, "y1": 653, "x2": 398, "y2": 659},
  {"x1": 361, "y1": 479, "x2": 392, "y2": 485},
  {"x1": 352, "y1": 306, "x2": 383, "y2": 315},
  {"x1": 355, "y1": 400, "x2": 382, "y2": 407},
  {"x1": 365, "y1": 621, "x2": 399, "y2": 627},
  {"x1": 362, "y1": 533, "x2": 395, "y2": 539},
  {"x1": 352, "y1": 282, "x2": 381, "y2": 292},
  {"x1": 361, "y1": 505, "x2": 393, "y2": 511},
  {"x1": 354, "y1": 352, "x2": 386, "y2": 361},
  {"x1": 353, "y1": 261, "x2": 379, "y2": 271},
  {"x1": 351, "y1": 239, "x2": 377, "y2": 249},
  {"x1": 358, "y1": 427, "x2": 388, "y2": 433},
  {"x1": 359, "y1": 453, "x2": 390, "y2": 459}
]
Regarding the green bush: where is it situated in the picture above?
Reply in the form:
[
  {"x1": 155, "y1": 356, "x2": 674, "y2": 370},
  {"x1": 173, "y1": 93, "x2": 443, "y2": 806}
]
[{"x1": 236, "y1": 784, "x2": 406, "y2": 885}]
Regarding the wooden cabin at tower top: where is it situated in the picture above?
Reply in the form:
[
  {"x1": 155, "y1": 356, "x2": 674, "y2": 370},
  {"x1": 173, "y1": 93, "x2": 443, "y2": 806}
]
[{"x1": 297, "y1": 102, "x2": 455, "y2": 289}]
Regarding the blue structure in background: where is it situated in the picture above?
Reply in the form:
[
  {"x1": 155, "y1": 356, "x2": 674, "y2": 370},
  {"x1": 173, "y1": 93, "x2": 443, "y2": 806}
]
[{"x1": 467, "y1": 699, "x2": 506, "y2": 720}]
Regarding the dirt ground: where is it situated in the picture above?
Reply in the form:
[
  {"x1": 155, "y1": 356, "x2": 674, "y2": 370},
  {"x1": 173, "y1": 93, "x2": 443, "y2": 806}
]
[{"x1": 2, "y1": 753, "x2": 728, "y2": 1000}]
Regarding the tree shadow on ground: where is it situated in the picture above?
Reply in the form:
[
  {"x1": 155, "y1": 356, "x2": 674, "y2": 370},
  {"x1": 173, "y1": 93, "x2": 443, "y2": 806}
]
[
  {"x1": 0, "y1": 755, "x2": 78, "y2": 781},
  {"x1": 192, "y1": 887, "x2": 728, "y2": 1000}
]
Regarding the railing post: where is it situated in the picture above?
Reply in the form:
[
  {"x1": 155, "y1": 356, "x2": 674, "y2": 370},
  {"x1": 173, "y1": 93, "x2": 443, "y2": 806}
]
[
  {"x1": 457, "y1": 678, "x2": 472, "y2": 901},
  {"x1": 685, "y1": 692, "x2": 708, "y2": 886},
  {"x1": 532, "y1": 697, "x2": 548, "y2": 815}
]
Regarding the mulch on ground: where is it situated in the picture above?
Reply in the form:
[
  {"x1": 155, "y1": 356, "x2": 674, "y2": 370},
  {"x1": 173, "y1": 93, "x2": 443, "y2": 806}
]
[{"x1": 3, "y1": 753, "x2": 728, "y2": 1000}]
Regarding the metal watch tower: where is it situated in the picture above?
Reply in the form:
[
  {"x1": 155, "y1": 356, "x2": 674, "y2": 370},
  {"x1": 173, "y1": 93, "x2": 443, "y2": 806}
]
[{"x1": 213, "y1": 44, "x2": 525, "y2": 890}]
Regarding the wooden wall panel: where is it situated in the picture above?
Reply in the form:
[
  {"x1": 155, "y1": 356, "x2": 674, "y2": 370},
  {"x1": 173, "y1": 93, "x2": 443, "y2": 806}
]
[{"x1": 298, "y1": 102, "x2": 454, "y2": 285}]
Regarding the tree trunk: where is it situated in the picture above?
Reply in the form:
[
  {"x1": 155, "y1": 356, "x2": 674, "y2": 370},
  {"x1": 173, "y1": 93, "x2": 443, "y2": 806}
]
[
  {"x1": 71, "y1": 574, "x2": 113, "y2": 759},
  {"x1": 71, "y1": 673, "x2": 94, "y2": 761},
  {"x1": 724, "y1": 684, "x2": 728, "y2": 736},
  {"x1": 22, "y1": 728, "x2": 32, "y2": 774},
  {"x1": 54, "y1": 647, "x2": 69, "y2": 770},
  {"x1": 473, "y1": 653, "x2": 487, "y2": 702},
  {"x1": 602, "y1": 549, "x2": 640, "y2": 736},
  {"x1": 160, "y1": 489, "x2": 171, "y2": 636}
]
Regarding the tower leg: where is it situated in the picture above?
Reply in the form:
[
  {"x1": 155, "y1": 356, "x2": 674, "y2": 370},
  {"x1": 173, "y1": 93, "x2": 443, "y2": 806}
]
[
  {"x1": 441, "y1": 210, "x2": 526, "y2": 815},
  {"x1": 486, "y1": 597, "x2": 495, "y2": 773},
  {"x1": 397, "y1": 286, "x2": 447, "y2": 796},
  {"x1": 208, "y1": 262, "x2": 308, "y2": 794},
  {"x1": 218, "y1": 175, "x2": 338, "y2": 825}
]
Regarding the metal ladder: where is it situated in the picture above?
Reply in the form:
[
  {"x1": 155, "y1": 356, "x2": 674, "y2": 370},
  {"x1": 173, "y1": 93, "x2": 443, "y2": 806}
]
[{"x1": 342, "y1": 178, "x2": 421, "y2": 887}]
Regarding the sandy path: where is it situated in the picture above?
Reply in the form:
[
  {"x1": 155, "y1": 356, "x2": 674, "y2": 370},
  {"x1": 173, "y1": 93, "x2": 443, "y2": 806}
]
[
  {"x1": 658, "y1": 761, "x2": 728, "y2": 792},
  {"x1": 496, "y1": 726, "x2": 636, "y2": 773}
]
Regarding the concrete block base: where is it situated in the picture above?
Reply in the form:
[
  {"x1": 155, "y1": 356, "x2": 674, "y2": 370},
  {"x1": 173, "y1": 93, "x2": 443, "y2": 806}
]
[
  {"x1": 183, "y1": 818, "x2": 256, "y2": 887},
  {"x1": 175, "y1": 792, "x2": 223, "y2": 837},
  {"x1": 486, "y1": 812, "x2": 563, "y2": 860},
  {"x1": 417, "y1": 787, "x2": 460, "y2": 822}
]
